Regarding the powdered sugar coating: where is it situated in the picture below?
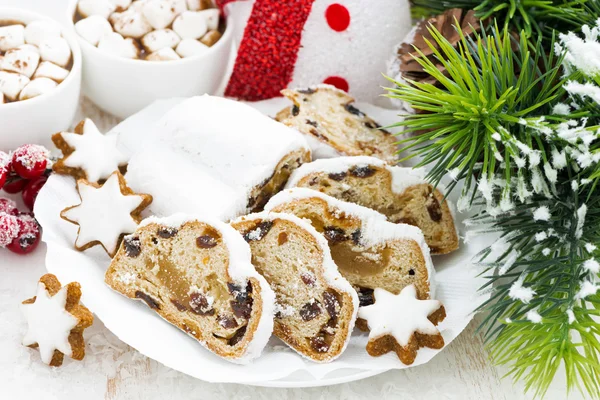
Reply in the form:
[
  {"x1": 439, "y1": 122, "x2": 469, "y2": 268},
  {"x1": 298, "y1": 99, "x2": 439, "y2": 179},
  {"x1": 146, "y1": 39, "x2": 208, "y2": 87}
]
[
  {"x1": 137, "y1": 213, "x2": 275, "y2": 364},
  {"x1": 264, "y1": 188, "x2": 436, "y2": 297},
  {"x1": 232, "y1": 211, "x2": 359, "y2": 362},
  {"x1": 126, "y1": 95, "x2": 310, "y2": 220},
  {"x1": 21, "y1": 283, "x2": 79, "y2": 364},
  {"x1": 358, "y1": 285, "x2": 442, "y2": 348},
  {"x1": 60, "y1": 119, "x2": 129, "y2": 183},
  {"x1": 62, "y1": 173, "x2": 146, "y2": 255},
  {"x1": 286, "y1": 156, "x2": 428, "y2": 196},
  {"x1": 0, "y1": 213, "x2": 19, "y2": 247}
]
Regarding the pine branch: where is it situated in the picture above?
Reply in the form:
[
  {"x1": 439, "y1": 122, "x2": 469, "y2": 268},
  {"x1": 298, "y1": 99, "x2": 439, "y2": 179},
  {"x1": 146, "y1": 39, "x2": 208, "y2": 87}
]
[
  {"x1": 410, "y1": 0, "x2": 588, "y2": 38},
  {"x1": 385, "y1": 23, "x2": 571, "y2": 207}
]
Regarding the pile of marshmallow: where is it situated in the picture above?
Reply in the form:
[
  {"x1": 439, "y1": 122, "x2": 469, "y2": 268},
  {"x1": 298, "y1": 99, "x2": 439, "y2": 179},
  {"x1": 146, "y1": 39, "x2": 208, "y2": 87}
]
[
  {"x1": 0, "y1": 21, "x2": 72, "y2": 104},
  {"x1": 75, "y1": 0, "x2": 222, "y2": 61}
]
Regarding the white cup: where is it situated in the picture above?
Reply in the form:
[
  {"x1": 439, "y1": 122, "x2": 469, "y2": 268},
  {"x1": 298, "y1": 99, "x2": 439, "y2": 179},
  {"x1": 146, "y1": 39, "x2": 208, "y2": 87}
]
[
  {"x1": 0, "y1": 7, "x2": 82, "y2": 151},
  {"x1": 67, "y1": 0, "x2": 233, "y2": 119}
]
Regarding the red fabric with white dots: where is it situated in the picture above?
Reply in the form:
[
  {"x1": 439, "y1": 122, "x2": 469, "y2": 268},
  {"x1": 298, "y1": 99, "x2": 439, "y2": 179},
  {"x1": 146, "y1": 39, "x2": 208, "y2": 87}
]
[{"x1": 223, "y1": 0, "x2": 317, "y2": 100}]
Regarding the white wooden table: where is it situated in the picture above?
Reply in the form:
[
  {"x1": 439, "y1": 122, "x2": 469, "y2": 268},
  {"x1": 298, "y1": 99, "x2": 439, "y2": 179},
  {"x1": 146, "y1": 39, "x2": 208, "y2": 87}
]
[{"x1": 0, "y1": 1, "x2": 579, "y2": 398}]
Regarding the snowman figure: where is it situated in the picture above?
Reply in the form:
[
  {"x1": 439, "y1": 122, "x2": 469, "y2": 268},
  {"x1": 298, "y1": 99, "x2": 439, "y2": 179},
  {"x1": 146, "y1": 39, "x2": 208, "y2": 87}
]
[{"x1": 218, "y1": 0, "x2": 412, "y2": 103}]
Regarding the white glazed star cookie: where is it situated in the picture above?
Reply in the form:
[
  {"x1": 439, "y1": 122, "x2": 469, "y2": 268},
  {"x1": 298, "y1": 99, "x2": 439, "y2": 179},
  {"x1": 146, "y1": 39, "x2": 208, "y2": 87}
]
[
  {"x1": 357, "y1": 285, "x2": 446, "y2": 365},
  {"x1": 61, "y1": 171, "x2": 152, "y2": 257},
  {"x1": 22, "y1": 274, "x2": 93, "y2": 367},
  {"x1": 52, "y1": 119, "x2": 129, "y2": 183}
]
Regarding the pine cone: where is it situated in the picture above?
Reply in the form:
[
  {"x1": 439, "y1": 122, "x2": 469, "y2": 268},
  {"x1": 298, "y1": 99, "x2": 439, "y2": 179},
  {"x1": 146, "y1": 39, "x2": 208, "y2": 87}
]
[{"x1": 393, "y1": 8, "x2": 481, "y2": 86}]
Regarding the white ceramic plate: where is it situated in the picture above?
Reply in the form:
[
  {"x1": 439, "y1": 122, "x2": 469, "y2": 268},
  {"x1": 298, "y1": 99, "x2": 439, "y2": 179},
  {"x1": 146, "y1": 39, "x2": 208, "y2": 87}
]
[{"x1": 35, "y1": 99, "x2": 490, "y2": 387}]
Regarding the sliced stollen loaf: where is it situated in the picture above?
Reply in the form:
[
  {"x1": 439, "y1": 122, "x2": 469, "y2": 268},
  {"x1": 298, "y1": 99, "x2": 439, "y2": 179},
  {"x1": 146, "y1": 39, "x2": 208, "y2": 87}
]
[
  {"x1": 105, "y1": 214, "x2": 275, "y2": 364},
  {"x1": 264, "y1": 188, "x2": 435, "y2": 303},
  {"x1": 125, "y1": 95, "x2": 311, "y2": 220},
  {"x1": 286, "y1": 156, "x2": 459, "y2": 255},
  {"x1": 231, "y1": 212, "x2": 358, "y2": 362},
  {"x1": 275, "y1": 85, "x2": 398, "y2": 162}
]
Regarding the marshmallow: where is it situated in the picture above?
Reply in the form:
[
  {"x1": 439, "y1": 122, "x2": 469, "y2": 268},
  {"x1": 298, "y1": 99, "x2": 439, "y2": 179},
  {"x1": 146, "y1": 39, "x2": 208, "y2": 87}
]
[
  {"x1": 39, "y1": 37, "x2": 72, "y2": 68},
  {"x1": 112, "y1": 9, "x2": 153, "y2": 39},
  {"x1": 75, "y1": 15, "x2": 114, "y2": 46},
  {"x1": 170, "y1": 0, "x2": 188, "y2": 15},
  {"x1": 198, "y1": 8, "x2": 219, "y2": 31},
  {"x1": 142, "y1": 0, "x2": 178, "y2": 30},
  {"x1": 111, "y1": 0, "x2": 133, "y2": 11},
  {"x1": 199, "y1": 29, "x2": 221, "y2": 47},
  {"x1": 146, "y1": 47, "x2": 180, "y2": 61},
  {"x1": 77, "y1": 0, "x2": 117, "y2": 19},
  {"x1": 1, "y1": 46, "x2": 40, "y2": 78},
  {"x1": 18, "y1": 44, "x2": 40, "y2": 54},
  {"x1": 175, "y1": 38, "x2": 208, "y2": 58},
  {"x1": 24, "y1": 20, "x2": 62, "y2": 47},
  {"x1": 173, "y1": 11, "x2": 207, "y2": 40},
  {"x1": 186, "y1": 0, "x2": 213, "y2": 11},
  {"x1": 0, "y1": 71, "x2": 30, "y2": 101},
  {"x1": 34, "y1": 61, "x2": 70, "y2": 83},
  {"x1": 0, "y1": 25, "x2": 25, "y2": 52},
  {"x1": 128, "y1": 0, "x2": 148, "y2": 12},
  {"x1": 98, "y1": 32, "x2": 140, "y2": 58},
  {"x1": 141, "y1": 29, "x2": 181, "y2": 53},
  {"x1": 19, "y1": 77, "x2": 57, "y2": 101}
]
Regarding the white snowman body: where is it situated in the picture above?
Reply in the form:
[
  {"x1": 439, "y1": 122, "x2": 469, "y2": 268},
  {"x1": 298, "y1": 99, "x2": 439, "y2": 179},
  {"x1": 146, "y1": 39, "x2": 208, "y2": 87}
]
[{"x1": 222, "y1": 0, "x2": 412, "y2": 104}]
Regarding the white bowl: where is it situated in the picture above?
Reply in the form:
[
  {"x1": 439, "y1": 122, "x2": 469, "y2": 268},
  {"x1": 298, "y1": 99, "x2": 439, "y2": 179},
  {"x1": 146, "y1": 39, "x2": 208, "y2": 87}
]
[
  {"x1": 67, "y1": 0, "x2": 234, "y2": 119},
  {"x1": 0, "y1": 7, "x2": 82, "y2": 151}
]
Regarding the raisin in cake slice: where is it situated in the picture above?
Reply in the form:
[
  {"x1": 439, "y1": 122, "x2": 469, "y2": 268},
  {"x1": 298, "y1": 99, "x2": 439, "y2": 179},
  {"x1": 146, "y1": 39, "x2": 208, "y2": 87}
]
[
  {"x1": 105, "y1": 214, "x2": 275, "y2": 364},
  {"x1": 286, "y1": 156, "x2": 459, "y2": 255},
  {"x1": 125, "y1": 95, "x2": 311, "y2": 220},
  {"x1": 231, "y1": 212, "x2": 358, "y2": 362},
  {"x1": 276, "y1": 85, "x2": 398, "y2": 163},
  {"x1": 265, "y1": 188, "x2": 435, "y2": 303}
]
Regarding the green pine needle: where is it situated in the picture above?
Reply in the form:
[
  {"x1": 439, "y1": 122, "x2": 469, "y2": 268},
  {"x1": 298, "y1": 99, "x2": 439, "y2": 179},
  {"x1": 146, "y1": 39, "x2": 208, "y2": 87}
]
[
  {"x1": 410, "y1": 0, "x2": 586, "y2": 38},
  {"x1": 385, "y1": 23, "x2": 567, "y2": 200}
]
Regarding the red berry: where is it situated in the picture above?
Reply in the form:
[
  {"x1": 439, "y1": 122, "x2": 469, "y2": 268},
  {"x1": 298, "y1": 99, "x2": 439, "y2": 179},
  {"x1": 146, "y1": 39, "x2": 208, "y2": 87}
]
[
  {"x1": 0, "y1": 212, "x2": 20, "y2": 247},
  {"x1": 22, "y1": 175, "x2": 48, "y2": 211},
  {"x1": 11, "y1": 144, "x2": 49, "y2": 180},
  {"x1": 7, "y1": 213, "x2": 41, "y2": 254},
  {"x1": 0, "y1": 151, "x2": 10, "y2": 190},
  {"x1": 2, "y1": 175, "x2": 27, "y2": 193},
  {"x1": 0, "y1": 198, "x2": 18, "y2": 215}
]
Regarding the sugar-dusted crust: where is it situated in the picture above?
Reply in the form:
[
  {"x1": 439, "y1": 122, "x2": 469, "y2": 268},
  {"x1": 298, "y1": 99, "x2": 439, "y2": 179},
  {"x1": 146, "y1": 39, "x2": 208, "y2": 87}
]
[
  {"x1": 357, "y1": 286, "x2": 446, "y2": 365},
  {"x1": 286, "y1": 156, "x2": 459, "y2": 255},
  {"x1": 52, "y1": 119, "x2": 128, "y2": 183},
  {"x1": 22, "y1": 274, "x2": 93, "y2": 367},
  {"x1": 264, "y1": 188, "x2": 435, "y2": 301},
  {"x1": 231, "y1": 212, "x2": 358, "y2": 363},
  {"x1": 60, "y1": 171, "x2": 153, "y2": 258},
  {"x1": 105, "y1": 214, "x2": 275, "y2": 364},
  {"x1": 277, "y1": 85, "x2": 398, "y2": 163}
]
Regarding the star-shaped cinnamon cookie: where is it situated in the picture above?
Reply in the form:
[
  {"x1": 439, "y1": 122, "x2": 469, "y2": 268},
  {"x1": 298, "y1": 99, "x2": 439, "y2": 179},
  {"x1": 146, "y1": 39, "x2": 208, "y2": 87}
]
[
  {"x1": 357, "y1": 285, "x2": 446, "y2": 365},
  {"x1": 61, "y1": 171, "x2": 152, "y2": 257},
  {"x1": 52, "y1": 119, "x2": 129, "y2": 183},
  {"x1": 22, "y1": 273, "x2": 93, "y2": 367}
]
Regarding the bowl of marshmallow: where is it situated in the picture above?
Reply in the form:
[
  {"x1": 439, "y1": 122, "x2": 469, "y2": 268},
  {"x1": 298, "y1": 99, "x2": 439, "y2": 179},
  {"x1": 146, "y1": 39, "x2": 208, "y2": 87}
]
[
  {"x1": 70, "y1": 0, "x2": 233, "y2": 118},
  {"x1": 0, "y1": 7, "x2": 82, "y2": 150}
]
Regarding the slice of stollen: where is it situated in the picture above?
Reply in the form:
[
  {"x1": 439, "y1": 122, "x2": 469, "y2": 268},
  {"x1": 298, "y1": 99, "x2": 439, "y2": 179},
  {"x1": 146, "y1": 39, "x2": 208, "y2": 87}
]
[
  {"x1": 276, "y1": 85, "x2": 398, "y2": 163},
  {"x1": 105, "y1": 214, "x2": 275, "y2": 364},
  {"x1": 231, "y1": 212, "x2": 358, "y2": 362},
  {"x1": 286, "y1": 156, "x2": 459, "y2": 255},
  {"x1": 264, "y1": 188, "x2": 435, "y2": 304}
]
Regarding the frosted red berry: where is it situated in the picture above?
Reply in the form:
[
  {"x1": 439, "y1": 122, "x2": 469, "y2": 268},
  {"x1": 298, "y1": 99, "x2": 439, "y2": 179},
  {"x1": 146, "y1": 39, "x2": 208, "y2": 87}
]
[
  {"x1": 7, "y1": 213, "x2": 41, "y2": 254},
  {"x1": 0, "y1": 198, "x2": 18, "y2": 215},
  {"x1": 22, "y1": 175, "x2": 48, "y2": 211},
  {"x1": 2, "y1": 177, "x2": 27, "y2": 194},
  {"x1": 11, "y1": 144, "x2": 49, "y2": 180},
  {"x1": 0, "y1": 151, "x2": 9, "y2": 190},
  {"x1": 0, "y1": 212, "x2": 20, "y2": 247},
  {"x1": 325, "y1": 4, "x2": 351, "y2": 32}
]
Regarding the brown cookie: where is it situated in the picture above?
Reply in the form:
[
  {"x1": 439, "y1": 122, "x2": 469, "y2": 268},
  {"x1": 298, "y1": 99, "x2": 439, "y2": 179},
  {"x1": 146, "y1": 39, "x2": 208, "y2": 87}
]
[
  {"x1": 357, "y1": 285, "x2": 446, "y2": 365},
  {"x1": 22, "y1": 274, "x2": 93, "y2": 367},
  {"x1": 52, "y1": 118, "x2": 128, "y2": 183},
  {"x1": 61, "y1": 170, "x2": 152, "y2": 257}
]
